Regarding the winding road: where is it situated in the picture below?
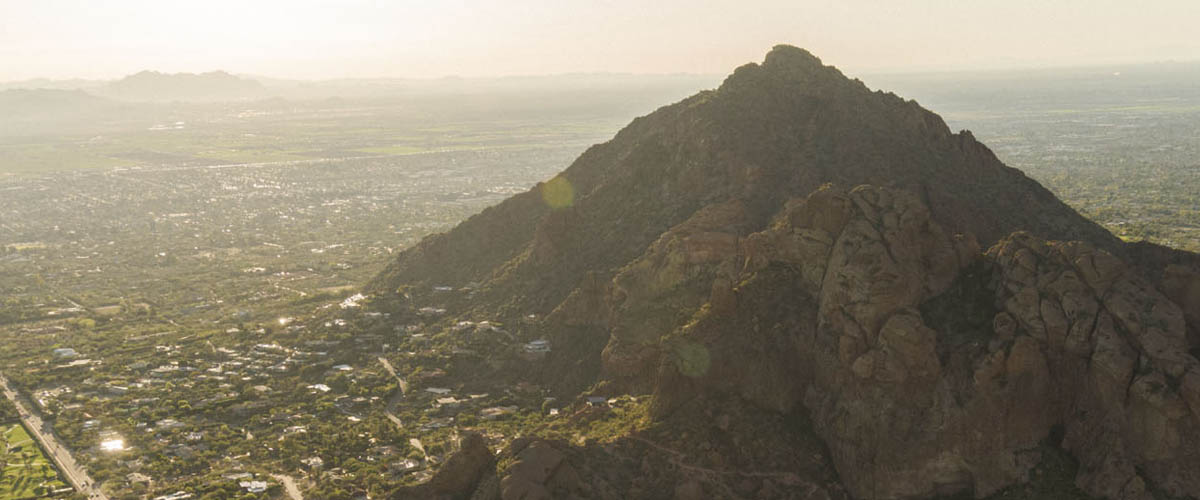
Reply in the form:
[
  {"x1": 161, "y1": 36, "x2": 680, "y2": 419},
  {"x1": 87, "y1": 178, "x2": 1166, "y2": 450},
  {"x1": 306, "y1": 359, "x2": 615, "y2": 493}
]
[
  {"x1": 0, "y1": 373, "x2": 109, "y2": 500},
  {"x1": 378, "y1": 357, "x2": 408, "y2": 429},
  {"x1": 377, "y1": 357, "x2": 408, "y2": 394}
]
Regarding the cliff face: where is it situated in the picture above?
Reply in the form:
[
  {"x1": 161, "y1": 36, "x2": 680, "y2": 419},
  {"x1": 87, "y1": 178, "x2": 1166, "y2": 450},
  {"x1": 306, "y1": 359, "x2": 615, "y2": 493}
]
[
  {"x1": 374, "y1": 46, "x2": 1200, "y2": 499},
  {"x1": 644, "y1": 185, "x2": 1200, "y2": 499}
]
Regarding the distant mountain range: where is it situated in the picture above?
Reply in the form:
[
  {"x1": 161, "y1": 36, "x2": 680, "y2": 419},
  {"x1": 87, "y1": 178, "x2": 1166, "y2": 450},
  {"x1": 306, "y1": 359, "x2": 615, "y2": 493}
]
[
  {"x1": 0, "y1": 88, "x2": 134, "y2": 136},
  {"x1": 0, "y1": 71, "x2": 721, "y2": 103},
  {"x1": 0, "y1": 88, "x2": 109, "y2": 113},
  {"x1": 0, "y1": 72, "x2": 721, "y2": 138},
  {"x1": 0, "y1": 71, "x2": 271, "y2": 102},
  {"x1": 92, "y1": 70, "x2": 268, "y2": 102},
  {"x1": 0, "y1": 71, "x2": 268, "y2": 135}
]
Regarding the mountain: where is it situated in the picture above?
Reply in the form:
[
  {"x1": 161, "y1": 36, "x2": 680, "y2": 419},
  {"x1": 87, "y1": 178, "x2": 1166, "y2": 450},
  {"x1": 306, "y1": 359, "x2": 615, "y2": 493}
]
[
  {"x1": 0, "y1": 88, "x2": 131, "y2": 136},
  {"x1": 0, "y1": 78, "x2": 104, "y2": 92},
  {"x1": 97, "y1": 70, "x2": 268, "y2": 102},
  {"x1": 372, "y1": 46, "x2": 1200, "y2": 499},
  {"x1": 0, "y1": 88, "x2": 110, "y2": 114}
]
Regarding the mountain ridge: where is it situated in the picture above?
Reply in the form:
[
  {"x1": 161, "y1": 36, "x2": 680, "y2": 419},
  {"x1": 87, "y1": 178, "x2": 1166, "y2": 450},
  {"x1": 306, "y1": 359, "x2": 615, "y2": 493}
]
[
  {"x1": 369, "y1": 45, "x2": 1122, "y2": 311},
  {"x1": 97, "y1": 69, "x2": 267, "y2": 102},
  {"x1": 372, "y1": 45, "x2": 1200, "y2": 500}
]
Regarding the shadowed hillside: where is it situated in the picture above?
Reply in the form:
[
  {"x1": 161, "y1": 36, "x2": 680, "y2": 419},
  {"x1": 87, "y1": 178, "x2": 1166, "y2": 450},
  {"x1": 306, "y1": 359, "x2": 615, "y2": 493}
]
[{"x1": 371, "y1": 46, "x2": 1200, "y2": 500}]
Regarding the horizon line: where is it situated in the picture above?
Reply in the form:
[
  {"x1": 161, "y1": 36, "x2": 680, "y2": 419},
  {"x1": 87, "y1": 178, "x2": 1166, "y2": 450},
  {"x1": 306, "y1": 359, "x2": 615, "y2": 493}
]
[{"x1": 5, "y1": 57, "x2": 1200, "y2": 87}]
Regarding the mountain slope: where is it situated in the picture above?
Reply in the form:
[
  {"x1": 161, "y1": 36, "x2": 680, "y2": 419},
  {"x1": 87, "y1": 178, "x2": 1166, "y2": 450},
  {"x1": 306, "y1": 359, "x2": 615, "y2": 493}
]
[
  {"x1": 371, "y1": 46, "x2": 1200, "y2": 500},
  {"x1": 369, "y1": 45, "x2": 1118, "y2": 314}
]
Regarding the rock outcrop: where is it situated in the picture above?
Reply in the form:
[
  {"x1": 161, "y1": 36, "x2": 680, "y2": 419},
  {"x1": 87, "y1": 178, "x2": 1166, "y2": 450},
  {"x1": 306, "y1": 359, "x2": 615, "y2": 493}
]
[
  {"x1": 394, "y1": 433, "x2": 495, "y2": 500},
  {"x1": 643, "y1": 185, "x2": 1200, "y2": 499}
]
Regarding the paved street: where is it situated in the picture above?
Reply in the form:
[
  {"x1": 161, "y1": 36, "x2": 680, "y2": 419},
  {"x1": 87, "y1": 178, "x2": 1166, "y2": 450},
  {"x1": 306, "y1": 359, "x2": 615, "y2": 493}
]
[{"x1": 0, "y1": 373, "x2": 109, "y2": 500}]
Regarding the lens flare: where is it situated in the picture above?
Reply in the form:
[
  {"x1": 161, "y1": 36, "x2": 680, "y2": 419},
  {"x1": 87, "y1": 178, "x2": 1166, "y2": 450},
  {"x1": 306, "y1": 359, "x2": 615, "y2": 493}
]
[
  {"x1": 100, "y1": 438, "x2": 125, "y2": 452},
  {"x1": 541, "y1": 176, "x2": 574, "y2": 209}
]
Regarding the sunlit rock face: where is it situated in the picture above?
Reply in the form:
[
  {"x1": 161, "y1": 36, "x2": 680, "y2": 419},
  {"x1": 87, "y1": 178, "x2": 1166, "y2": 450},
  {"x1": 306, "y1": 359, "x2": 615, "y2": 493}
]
[
  {"x1": 641, "y1": 185, "x2": 1200, "y2": 499},
  {"x1": 374, "y1": 45, "x2": 1200, "y2": 499}
]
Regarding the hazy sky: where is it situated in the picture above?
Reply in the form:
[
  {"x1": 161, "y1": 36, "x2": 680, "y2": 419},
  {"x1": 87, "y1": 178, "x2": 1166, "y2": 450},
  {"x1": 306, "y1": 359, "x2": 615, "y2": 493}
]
[{"x1": 2, "y1": 0, "x2": 1198, "y2": 81}]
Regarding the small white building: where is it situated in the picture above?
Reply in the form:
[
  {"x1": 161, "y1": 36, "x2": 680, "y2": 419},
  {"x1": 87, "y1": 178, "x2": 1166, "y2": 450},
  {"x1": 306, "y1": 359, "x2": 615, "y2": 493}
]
[
  {"x1": 434, "y1": 397, "x2": 462, "y2": 408},
  {"x1": 239, "y1": 480, "x2": 268, "y2": 493},
  {"x1": 524, "y1": 340, "x2": 551, "y2": 353}
]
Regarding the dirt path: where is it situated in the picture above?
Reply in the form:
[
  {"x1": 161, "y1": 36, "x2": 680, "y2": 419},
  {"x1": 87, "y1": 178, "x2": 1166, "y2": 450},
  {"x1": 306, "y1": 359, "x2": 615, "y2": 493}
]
[{"x1": 271, "y1": 473, "x2": 304, "y2": 500}]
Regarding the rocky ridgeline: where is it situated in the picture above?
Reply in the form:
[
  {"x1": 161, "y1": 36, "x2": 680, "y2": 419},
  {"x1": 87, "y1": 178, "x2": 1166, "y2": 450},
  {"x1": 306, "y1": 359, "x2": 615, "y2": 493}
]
[
  {"x1": 646, "y1": 185, "x2": 1200, "y2": 499},
  {"x1": 376, "y1": 46, "x2": 1200, "y2": 499}
]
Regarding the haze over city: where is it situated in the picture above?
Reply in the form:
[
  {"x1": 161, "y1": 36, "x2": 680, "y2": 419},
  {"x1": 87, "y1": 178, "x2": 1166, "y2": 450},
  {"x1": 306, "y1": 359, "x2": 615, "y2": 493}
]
[
  {"x1": 3, "y1": 2, "x2": 1200, "y2": 499},
  {"x1": 3, "y1": 0, "x2": 1200, "y2": 81}
]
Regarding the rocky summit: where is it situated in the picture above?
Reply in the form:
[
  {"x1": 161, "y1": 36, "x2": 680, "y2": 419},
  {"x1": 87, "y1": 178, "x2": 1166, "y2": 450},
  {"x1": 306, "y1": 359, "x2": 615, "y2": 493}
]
[{"x1": 373, "y1": 46, "x2": 1200, "y2": 499}]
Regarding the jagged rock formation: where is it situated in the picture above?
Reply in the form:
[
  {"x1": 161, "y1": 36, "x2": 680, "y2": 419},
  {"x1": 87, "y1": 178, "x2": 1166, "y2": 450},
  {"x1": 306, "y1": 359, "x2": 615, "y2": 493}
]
[
  {"x1": 394, "y1": 433, "x2": 495, "y2": 500},
  {"x1": 377, "y1": 46, "x2": 1200, "y2": 499},
  {"x1": 461, "y1": 401, "x2": 850, "y2": 500},
  {"x1": 647, "y1": 185, "x2": 1200, "y2": 499}
]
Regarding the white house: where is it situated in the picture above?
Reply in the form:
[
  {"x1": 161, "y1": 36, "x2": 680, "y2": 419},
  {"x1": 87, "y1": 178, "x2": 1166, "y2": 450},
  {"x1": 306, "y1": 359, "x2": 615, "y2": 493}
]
[
  {"x1": 239, "y1": 480, "x2": 268, "y2": 493},
  {"x1": 524, "y1": 340, "x2": 551, "y2": 353}
]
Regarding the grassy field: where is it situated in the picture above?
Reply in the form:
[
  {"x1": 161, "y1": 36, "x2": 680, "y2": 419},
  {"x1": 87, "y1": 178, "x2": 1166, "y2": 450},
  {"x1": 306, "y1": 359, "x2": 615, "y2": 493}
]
[{"x1": 0, "y1": 424, "x2": 69, "y2": 500}]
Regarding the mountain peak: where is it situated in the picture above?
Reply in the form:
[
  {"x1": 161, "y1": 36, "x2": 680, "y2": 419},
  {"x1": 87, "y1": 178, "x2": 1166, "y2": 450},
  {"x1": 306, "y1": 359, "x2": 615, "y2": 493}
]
[
  {"x1": 370, "y1": 46, "x2": 1200, "y2": 500},
  {"x1": 762, "y1": 44, "x2": 825, "y2": 71},
  {"x1": 373, "y1": 46, "x2": 1120, "y2": 306},
  {"x1": 720, "y1": 45, "x2": 861, "y2": 98}
]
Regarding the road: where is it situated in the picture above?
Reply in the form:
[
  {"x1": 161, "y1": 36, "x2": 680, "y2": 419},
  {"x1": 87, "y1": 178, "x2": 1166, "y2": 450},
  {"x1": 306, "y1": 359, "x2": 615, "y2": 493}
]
[
  {"x1": 377, "y1": 357, "x2": 407, "y2": 430},
  {"x1": 384, "y1": 410, "x2": 404, "y2": 429},
  {"x1": 0, "y1": 373, "x2": 110, "y2": 500},
  {"x1": 377, "y1": 357, "x2": 408, "y2": 394},
  {"x1": 270, "y1": 473, "x2": 304, "y2": 500}
]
